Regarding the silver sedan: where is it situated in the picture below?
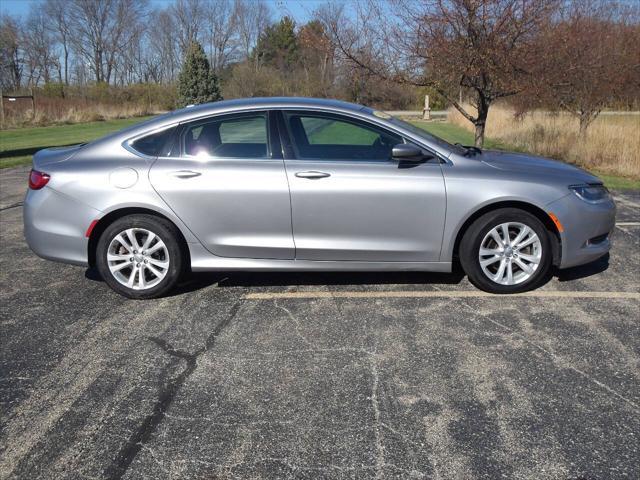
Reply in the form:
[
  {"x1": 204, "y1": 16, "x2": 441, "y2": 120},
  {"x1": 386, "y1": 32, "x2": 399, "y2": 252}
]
[{"x1": 23, "y1": 98, "x2": 616, "y2": 298}]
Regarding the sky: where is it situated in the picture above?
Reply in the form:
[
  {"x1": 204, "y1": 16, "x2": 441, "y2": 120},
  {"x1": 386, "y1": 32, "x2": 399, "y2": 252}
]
[{"x1": 0, "y1": 0, "x2": 331, "y2": 22}]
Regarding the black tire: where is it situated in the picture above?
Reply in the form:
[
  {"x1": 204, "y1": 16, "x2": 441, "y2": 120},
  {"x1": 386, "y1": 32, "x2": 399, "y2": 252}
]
[
  {"x1": 459, "y1": 208, "x2": 552, "y2": 293},
  {"x1": 96, "y1": 214, "x2": 184, "y2": 299}
]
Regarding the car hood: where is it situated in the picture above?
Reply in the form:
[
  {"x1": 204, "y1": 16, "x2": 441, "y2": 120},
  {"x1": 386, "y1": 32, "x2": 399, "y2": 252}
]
[
  {"x1": 32, "y1": 144, "x2": 84, "y2": 169},
  {"x1": 480, "y1": 150, "x2": 601, "y2": 184}
]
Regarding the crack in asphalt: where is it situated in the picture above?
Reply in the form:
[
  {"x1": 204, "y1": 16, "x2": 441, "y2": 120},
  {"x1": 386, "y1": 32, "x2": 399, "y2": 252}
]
[
  {"x1": 104, "y1": 300, "x2": 243, "y2": 480},
  {"x1": 0, "y1": 202, "x2": 22, "y2": 211}
]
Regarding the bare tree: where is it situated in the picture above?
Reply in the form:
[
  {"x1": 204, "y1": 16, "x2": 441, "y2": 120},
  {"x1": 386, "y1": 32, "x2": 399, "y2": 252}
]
[
  {"x1": 23, "y1": 6, "x2": 59, "y2": 86},
  {"x1": 147, "y1": 8, "x2": 181, "y2": 83},
  {"x1": 43, "y1": 0, "x2": 72, "y2": 85},
  {"x1": 204, "y1": 0, "x2": 239, "y2": 73},
  {"x1": 0, "y1": 15, "x2": 23, "y2": 90},
  {"x1": 66, "y1": 0, "x2": 148, "y2": 84},
  {"x1": 235, "y1": 0, "x2": 271, "y2": 66},
  {"x1": 171, "y1": 0, "x2": 205, "y2": 54},
  {"x1": 321, "y1": 0, "x2": 558, "y2": 146},
  {"x1": 534, "y1": 0, "x2": 640, "y2": 137}
]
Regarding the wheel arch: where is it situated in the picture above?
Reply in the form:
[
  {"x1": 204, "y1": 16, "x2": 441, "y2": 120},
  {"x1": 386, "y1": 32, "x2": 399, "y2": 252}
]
[
  {"x1": 87, "y1": 207, "x2": 191, "y2": 268},
  {"x1": 451, "y1": 201, "x2": 562, "y2": 266}
]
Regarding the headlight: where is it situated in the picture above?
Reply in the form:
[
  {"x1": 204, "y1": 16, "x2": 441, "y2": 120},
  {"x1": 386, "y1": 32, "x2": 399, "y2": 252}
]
[{"x1": 569, "y1": 184, "x2": 610, "y2": 204}]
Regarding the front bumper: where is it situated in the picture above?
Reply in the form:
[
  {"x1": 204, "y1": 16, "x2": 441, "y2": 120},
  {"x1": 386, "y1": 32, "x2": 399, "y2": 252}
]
[
  {"x1": 23, "y1": 187, "x2": 100, "y2": 266},
  {"x1": 546, "y1": 192, "x2": 616, "y2": 269}
]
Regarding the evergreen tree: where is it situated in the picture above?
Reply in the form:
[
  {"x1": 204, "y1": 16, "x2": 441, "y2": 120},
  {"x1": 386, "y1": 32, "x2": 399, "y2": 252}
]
[
  {"x1": 253, "y1": 16, "x2": 299, "y2": 70},
  {"x1": 177, "y1": 41, "x2": 222, "y2": 107}
]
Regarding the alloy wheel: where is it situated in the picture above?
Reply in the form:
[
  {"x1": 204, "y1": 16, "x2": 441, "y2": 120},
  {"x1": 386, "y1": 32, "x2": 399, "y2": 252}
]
[
  {"x1": 107, "y1": 228, "x2": 170, "y2": 290},
  {"x1": 478, "y1": 222, "x2": 542, "y2": 285}
]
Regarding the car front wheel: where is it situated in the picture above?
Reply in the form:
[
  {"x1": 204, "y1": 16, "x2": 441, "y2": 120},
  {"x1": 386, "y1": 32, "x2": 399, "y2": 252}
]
[
  {"x1": 459, "y1": 208, "x2": 552, "y2": 293},
  {"x1": 96, "y1": 214, "x2": 184, "y2": 299}
]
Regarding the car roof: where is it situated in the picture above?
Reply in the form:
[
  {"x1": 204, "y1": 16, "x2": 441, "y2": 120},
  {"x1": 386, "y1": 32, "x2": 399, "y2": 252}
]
[
  {"x1": 88, "y1": 96, "x2": 455, "y2": 159},
  {"x1": 177, "y1": 97, "x2": 367, "y2": 116}
]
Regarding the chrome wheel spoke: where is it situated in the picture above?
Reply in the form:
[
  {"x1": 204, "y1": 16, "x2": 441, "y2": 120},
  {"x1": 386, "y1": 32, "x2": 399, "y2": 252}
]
[
  {"x1": 146, "y1": 240, "x2": 165, "y2": 255},
  {"x1": 514, "y1": 258, "x2": 533, "y2": 275},
  {"x1": 141, "y1": 232, "x2": 156, "y2": 251},
  {"x1": 512, "y1": 226, "x2": 530, "y2": 246},
  {"x1": 109, "y1": 260, "x2": 132, "y2": 273},
  {"x1": 506, "y1": 261, "x2": 514, "y2": 284},
  {"x1": 500, "y1": 223, "x2": 511, "y2": 245},
  {"x1": 125, "y1": 229, "x2": 140, "y2": 251},
  {"x1": 138, "y1": 267, "x2": 147, "y2": 289},
  {"x1": 493, "y1": 259, "x2": 507, "y2": 282},
  {"x1": 489, "y1": 230, "x2": 505, "y2": 247},
  {"x1": 516, "y1": 234, "x2": 538, "y2": 249},
  {"x1": 517, "y1": 252, "x2": 540, "y2": 264},
  {"x1": 480, "y1": 255, "x2": 501, "y2": 267},
  {"x1": 147, "y1": 257, "x2": 169, "y2": 269},
  {"x1": 127, "y1": 266, "x2": 138, "y2": 287},
  {"x1": 107, "y1": 253, "x2": 130, "y2": 262},
  {"x1": 146, "y1": 263, "x2": 163, "y2": 278},
  {"x1": 113, "y1": 234, "x2": 133, "y2": 253}
]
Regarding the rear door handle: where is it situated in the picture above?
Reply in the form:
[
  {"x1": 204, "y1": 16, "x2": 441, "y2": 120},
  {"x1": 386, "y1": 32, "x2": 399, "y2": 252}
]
[
  {"x1": 169, "y1": 170, "x2": 202, "y2": 179},
  {"x1": 295, "y1": 171, "x2": 331, "y2": 179}
]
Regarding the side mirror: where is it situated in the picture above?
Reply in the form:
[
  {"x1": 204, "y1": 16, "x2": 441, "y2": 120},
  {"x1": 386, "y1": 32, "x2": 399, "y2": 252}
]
[{"x1": 391, "y1": 144, "x2": 430, "y2": 162}]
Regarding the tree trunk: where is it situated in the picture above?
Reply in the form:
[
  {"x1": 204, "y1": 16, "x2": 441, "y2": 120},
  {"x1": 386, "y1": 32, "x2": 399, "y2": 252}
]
[
  {"x1": 578, "y1": 110, "x2": 599, "y2": 139},
  {"x1": 63, "y1": 44, "x2": 69, "y2": 85},
  {"x1": 474, "y1": 97, "x2": 490, "y2": 148},
  {"x1": 474, "y1": 121, "x2": 486, "y2": 147}
]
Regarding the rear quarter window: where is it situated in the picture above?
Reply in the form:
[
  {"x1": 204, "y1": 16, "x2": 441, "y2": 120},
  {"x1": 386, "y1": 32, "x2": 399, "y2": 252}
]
[{"x1": 130, "y1": 127, "x2": 176, "y2": 157}]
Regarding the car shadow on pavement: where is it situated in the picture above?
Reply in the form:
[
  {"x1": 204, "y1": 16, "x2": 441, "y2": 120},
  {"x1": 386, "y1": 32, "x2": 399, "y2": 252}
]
[
  {"x1": 84, "y1": 254, "x2": 608, "y2": 296},
  {"x1": 554, "y1": 253, "x2": 610, "y2": 282},
  {"x1": 85, "y1": 267, "x2": 467, "y2": 295}
]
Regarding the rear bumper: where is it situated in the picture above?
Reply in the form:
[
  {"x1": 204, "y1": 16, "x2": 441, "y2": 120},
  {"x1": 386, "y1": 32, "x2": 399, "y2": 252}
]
[
  {"x1": 546, "y1": 193, "x2": 616, "y2": 269},
  {"x1": 23, "y1": 187, "x2": 100, "y2": 266}
]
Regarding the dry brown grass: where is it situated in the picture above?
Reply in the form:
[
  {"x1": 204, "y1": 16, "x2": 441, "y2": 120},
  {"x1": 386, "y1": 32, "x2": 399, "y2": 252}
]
[
  {"x1": 1, "y1": 97, "x2": 154, "y2": 128},
  {"x1": 448, "y1": 105, "x2": 640, "y2": 179}
]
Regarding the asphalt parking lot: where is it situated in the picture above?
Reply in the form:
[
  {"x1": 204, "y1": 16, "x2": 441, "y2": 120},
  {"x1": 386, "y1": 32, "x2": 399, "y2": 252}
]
[{"x1": 1, "y1": 166, "x2": 639, "y2": 479}]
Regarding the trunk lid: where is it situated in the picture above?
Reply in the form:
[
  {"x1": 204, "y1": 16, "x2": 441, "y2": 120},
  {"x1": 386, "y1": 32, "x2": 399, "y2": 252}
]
[{"x1": 32, "y1": 144, "x2": 84, "y2": 170}]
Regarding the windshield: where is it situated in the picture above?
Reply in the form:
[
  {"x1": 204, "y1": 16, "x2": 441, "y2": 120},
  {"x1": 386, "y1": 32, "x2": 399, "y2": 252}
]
[{"x1": 389, "y1": 116, "x2": 468, "y2": 155}]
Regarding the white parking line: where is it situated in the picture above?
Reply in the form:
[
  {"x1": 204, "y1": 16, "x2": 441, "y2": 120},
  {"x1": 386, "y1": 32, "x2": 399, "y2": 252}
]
[
  {"x1": 614, "y1": 196, "x2": 640, "y2": 209},
  {"x1": 245, "y1": 290, "x2": 640, "y2": 300},
  {"x1": 616, "y1": 222, "x2": 640, "y2": 226}
]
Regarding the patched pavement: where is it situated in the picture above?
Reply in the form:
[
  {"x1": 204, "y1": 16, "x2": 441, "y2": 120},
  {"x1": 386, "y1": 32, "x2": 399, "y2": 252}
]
[{"x1": 1, "y1": 167, "x2": 639, "y2": 479}]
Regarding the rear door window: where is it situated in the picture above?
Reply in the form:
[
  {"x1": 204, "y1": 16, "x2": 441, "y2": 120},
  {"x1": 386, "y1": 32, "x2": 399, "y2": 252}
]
[{"x1": 182, "y1": 113, "x2": 269, "y2": 159}]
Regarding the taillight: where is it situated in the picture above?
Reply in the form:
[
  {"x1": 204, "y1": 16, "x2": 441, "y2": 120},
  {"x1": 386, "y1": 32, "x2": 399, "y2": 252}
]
[{"x1": 28, "y1": 169, "x2": 50, "y2": 190}]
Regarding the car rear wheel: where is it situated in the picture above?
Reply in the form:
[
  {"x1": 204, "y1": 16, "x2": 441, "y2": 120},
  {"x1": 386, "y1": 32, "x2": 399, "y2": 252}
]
[
  {"x1": 459, "y1": 208, "x2": 552, "y2": 293},
  {"x1": 96, "y1": 214, "x2": 184, "y2": 299}
]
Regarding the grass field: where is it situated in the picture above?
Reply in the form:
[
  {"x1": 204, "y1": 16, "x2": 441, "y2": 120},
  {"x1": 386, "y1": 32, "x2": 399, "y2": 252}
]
[
  {"x1": 447, "y1": 106, "x2": 640, "y2": 186},
  {"x1": 0, "y1": 116, "x2": 153, "y2": 169},
  {"x1": 411, "y1": 120, "x2": 640, "y2": 190},
  {"x1": 1, "y1": 114, "x2": 637, "y2": 189}
]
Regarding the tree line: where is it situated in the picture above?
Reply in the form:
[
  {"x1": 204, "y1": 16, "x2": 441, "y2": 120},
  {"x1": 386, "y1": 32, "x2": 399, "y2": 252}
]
[
  {"x1": 0, "y1": 0, "x2": 417, "y2": 109},
  {"x1": 1, "y1": 0, "x2": 638, "y2": 145}
]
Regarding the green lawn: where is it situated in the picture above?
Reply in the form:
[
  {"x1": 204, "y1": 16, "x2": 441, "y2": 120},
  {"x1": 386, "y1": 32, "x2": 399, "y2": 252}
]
[{"x1": 0, "y1": 116, "x2": 154, "y2": 169}]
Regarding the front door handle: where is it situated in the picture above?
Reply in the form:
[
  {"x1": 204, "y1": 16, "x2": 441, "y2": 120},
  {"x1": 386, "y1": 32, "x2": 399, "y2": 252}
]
[
  {"x1": 169, "y1": 170, "x2": 202, "y2": 179},
  {"x1": 295, "y1": 171, "x2": 331, "y2": 179}
]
